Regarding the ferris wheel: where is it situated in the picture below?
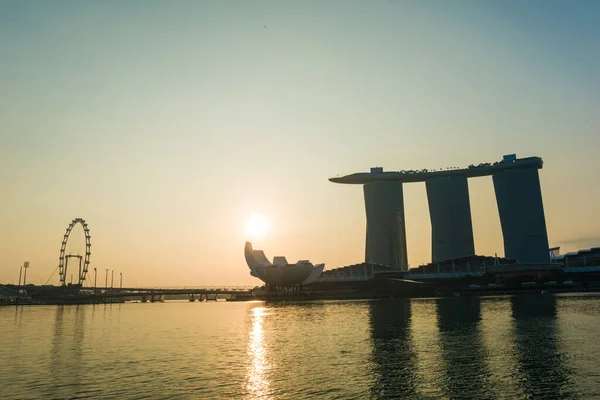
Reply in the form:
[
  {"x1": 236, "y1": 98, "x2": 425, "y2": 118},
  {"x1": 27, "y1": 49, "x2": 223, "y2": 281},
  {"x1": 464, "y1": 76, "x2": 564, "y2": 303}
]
[{"x1": 58, "y1": 218, "x2": 91, "y2": 286}]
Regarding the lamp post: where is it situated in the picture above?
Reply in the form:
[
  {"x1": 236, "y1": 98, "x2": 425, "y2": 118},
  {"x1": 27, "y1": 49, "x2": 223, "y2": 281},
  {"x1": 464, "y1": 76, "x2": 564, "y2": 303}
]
[
  {"x1": 111, "y1": 270, "x2": 114, "y2": 289},
  {"x1": 23, "y1": 262, "x2": 29, "y2": 287},
  {"x1": 18, "y1": 266, "x2": 23, "y2": 291},
  {"x1": 120, "y1": 272, "x2": 123, "y2": 291},
  {"x1": 93, "y1": 268, "x2": 97, "y2": 293},
  {"x1": 105, "y1": 269, "x2": 108, "y2": 289}
]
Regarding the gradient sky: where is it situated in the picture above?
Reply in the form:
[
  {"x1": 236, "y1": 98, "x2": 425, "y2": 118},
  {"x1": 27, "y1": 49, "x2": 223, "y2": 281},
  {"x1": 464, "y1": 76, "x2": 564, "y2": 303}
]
[{"x1": 1, "y1": 0, "x2": 599, "y2": 287}]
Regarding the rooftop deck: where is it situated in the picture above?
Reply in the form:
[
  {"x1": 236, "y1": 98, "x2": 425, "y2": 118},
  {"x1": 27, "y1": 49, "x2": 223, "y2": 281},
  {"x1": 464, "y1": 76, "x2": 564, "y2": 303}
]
[{"x1": 330, "y1": 156, "x2": 543, "y2": 184}]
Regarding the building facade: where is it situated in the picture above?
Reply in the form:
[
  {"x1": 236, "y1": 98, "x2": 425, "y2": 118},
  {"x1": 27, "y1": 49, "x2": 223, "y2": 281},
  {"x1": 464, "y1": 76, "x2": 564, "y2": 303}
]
[
  {"x1": 493, "y1": 167, "x2": 550, "y2": 263},
  {"x1": 363, "y1": 181, "x2": 409, "y2": 270},
  {"x1": 426, "y1": 175, "x2": 475, "y2": 262}
]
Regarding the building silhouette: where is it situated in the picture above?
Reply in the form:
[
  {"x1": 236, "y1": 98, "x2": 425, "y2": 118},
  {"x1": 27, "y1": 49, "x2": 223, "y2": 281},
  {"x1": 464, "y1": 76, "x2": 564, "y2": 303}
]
[
  {"x1": 331, "y1": 154, "x2": 550, "y2": 267},
  {"x1": 363, "y1": 181, "x2": 408, "y2": 269},
  {"x1": 493, "y1": 167, "x2": 549, "y2": 264},
  {"x1": 426, "y1": 175, "x2": 475, "y2": 263}
]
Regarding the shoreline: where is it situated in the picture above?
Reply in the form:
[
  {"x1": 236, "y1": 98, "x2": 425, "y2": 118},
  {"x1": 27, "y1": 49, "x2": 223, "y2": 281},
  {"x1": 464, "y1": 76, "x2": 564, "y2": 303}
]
[{"x1": 3, "y1": 287, "x2": 600, "y2": 306}]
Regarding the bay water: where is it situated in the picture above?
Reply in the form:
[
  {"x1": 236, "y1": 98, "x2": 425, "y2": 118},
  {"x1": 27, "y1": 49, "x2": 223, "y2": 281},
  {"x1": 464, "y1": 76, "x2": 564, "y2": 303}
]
[{"x1": 1, "y1": 294, "x2": 599, "y2": 399}]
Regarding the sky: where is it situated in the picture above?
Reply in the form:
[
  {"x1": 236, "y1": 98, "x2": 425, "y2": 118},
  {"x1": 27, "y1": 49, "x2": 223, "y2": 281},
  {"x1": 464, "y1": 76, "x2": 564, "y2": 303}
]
[{"x1": 1, "y1": 0, "x2": 599, "y2": 287}]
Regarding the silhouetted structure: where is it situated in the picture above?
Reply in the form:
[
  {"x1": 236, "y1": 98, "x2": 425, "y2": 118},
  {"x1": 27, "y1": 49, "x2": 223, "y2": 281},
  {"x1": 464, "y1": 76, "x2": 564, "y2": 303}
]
[
  {"x1": 364, "y1": 181, "x2": 408, "y2": 269},
  {"x1": 330, "y1": 154, "x2": 550, "y2": 265},
  {"x1": 244, "y1": 242, "x2": 324, "y2": 288},
  {"x1": 58, "y1": 218, "x2": 91, "y2": 286},
  {"x1": 426, "y1": 175, "x2": 475, "y2": 262},
  {"x1": 493, "y1": 166, "x2": 549, "y2": 263}
]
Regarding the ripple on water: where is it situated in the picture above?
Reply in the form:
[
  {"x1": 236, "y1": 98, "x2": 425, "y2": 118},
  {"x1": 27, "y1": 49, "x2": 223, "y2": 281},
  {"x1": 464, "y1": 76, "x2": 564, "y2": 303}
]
[{"x1": 1, "y1": 296, "x2": 600, "y2": 399}]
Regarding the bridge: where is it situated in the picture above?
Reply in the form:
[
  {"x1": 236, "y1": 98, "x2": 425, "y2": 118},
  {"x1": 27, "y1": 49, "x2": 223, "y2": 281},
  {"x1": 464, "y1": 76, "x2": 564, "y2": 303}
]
[
  {"x1": 109, "y1": 286, "x2": 254, "y2": 302},
  {"x1": 2, "y1": 285, "x2": 255, "y2": 305}
]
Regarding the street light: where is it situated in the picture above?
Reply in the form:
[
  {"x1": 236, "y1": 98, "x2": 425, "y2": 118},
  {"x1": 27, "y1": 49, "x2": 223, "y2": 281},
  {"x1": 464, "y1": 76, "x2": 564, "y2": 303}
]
[
  {"x1": 18, "y1": 266, "x2": 23, "y2": 290},
  {"x1": 111, "y1": 270, "x2": 114, "y2": 289},
  {"x1": 94, "y1": 268, "x2": 97, "y2": 293},
  {"x1": 22, "y1": 262, "x2": 30, "y2": 287},
  {"x1": 120, "y1": 272, "x2": 123, "y2": 291}
]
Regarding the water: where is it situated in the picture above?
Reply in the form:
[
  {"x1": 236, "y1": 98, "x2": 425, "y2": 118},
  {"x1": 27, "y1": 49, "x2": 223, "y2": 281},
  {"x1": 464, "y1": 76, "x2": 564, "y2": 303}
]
[{"x1": 1, "y1": 295, "x2": 600, "y2": 399}]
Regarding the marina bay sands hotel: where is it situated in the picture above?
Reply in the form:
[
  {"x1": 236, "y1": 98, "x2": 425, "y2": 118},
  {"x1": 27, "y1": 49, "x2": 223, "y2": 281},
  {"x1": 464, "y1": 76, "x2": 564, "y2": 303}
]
[{"x1": 330, "y1": 154, "x2": 550, "y2": 268}]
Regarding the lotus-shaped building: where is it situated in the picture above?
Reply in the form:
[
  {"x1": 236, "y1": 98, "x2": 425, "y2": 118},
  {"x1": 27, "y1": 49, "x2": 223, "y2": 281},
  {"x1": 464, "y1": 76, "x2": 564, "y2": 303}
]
[{"x1": 244, "y1": 242, "x2": 324, "y2": 286}]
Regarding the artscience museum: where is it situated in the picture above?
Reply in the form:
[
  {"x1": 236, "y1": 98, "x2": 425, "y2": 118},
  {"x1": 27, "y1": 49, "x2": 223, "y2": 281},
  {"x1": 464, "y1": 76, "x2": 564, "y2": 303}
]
[{"x1": 244, "y1": 242, "x2": 324, "y2": 287}]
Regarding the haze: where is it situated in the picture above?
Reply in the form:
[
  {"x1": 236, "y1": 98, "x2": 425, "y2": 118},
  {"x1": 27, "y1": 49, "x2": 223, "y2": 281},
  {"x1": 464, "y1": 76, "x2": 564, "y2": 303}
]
[{"x1": 1, "y1": 0, "x2": 599, "y2": 287}]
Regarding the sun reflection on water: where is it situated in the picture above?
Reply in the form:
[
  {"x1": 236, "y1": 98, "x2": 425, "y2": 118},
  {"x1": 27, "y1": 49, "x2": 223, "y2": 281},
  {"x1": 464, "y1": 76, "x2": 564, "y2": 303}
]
[{"x1": 246, "y1": 306, "x2": 271, "y2": 400}]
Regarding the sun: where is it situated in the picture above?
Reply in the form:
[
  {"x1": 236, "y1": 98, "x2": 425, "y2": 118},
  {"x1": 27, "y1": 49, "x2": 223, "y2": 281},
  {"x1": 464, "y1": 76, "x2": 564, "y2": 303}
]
[{"x1": 246, "y1": 214, "x2": 270, "y2": 239}]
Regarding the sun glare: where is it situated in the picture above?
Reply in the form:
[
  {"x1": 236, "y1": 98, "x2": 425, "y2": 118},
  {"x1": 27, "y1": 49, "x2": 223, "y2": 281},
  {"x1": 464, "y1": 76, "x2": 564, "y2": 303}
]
[{"x1": 246, "y1": 214, "x2": 269, "y2": 239}]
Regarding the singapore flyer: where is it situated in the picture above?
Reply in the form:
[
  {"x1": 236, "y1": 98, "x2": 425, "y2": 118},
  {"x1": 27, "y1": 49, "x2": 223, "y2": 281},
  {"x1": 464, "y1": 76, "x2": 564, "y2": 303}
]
[{"x1": 57, "y1": 218, "x2": 91, "y2": 286}]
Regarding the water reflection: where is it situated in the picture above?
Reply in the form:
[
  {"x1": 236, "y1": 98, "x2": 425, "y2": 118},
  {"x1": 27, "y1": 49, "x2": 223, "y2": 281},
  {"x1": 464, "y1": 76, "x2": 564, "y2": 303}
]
[
  {"x1": 511, "y1": 295, "x2": 575, "y2": 399},
  {"x1": 2, "y1": 297, "x2": 600, "y2": 399},
  {"x1": 13, "y1": 305, "x2": 24, "y2": 328},
  {"x1": 436, "y1": 297, "x2": 494, "y2": 399},
  {"x1": 73, "y1": 306, "x2": 85, "y2": 362},
  {"x1": 51, "y1": 306, "x2": 65, "y2": 365},
  {"x1": 246, "y1": 306, "x2": 271, "y2": 400},
  {"x1": 368, "y1": 299, "x2": 419, "y2": 399},
  {"x1": 50, "y1": 306, "x2": 87, "y2": 397}
]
